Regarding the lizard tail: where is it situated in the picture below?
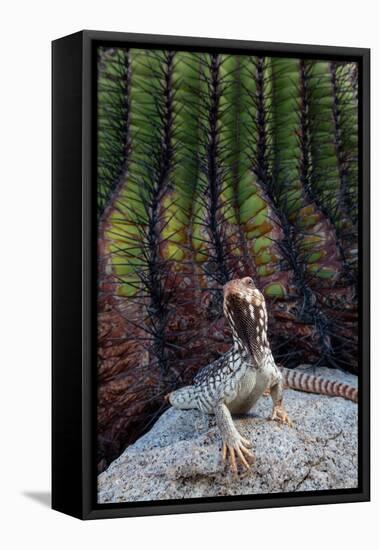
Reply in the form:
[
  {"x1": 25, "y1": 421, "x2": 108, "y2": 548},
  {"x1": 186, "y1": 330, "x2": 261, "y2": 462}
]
[{"x1": 280, "y1": 367, "x2": 358, "y2": 403}]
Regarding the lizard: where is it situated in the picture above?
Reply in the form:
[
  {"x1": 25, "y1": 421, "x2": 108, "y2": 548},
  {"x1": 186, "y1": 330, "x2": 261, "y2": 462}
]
[{"x1": 166, "y1": 276, "x2": 358, "y2": 474}]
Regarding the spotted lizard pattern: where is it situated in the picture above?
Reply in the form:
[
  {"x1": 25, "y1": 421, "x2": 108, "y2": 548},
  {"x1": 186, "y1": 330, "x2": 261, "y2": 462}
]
[{"x1": 167, "y1": 277, "x2": 358, "y2": 473}]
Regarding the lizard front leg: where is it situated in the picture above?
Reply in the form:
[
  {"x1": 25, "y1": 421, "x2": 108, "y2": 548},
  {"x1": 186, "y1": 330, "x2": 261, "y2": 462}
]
[
  {"x1": 269, "y1": 376, "x2": 293, "y2": 427},
  {"x1": 214, "y1": 402, "x2": 255, "y2": 474}
]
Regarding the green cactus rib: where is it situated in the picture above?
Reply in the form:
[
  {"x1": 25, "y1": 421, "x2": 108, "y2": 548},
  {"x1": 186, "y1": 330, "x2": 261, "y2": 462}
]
[
  {"x1": 242, "y1": 56, "x2": 285, "y2": 285},
  {"x1": 307, "y1": 61, "x2": 342, "y2": 220},
  {"x1": 298, "y1": 59, "x2": 312, "y2": 194},
  {"x1": 271, "y1": 58, "x2": 303, "y2": 215},
  {"x1": 219, "y1": 54, "x2": 258, "y2": 276},
  {"x1": 97, "y1": 47, "x2": 131, "y2": 218},
  {"x1": 298, "y1": 60, "x2": 358, "y2": 284},
  {"x1": 332, "y1": 62, "x2": 359, "y2": 283},
  {"x1": 331, "y1": 62, "x2": 359, "y2": 231},
  {"x1": 162, "y1": 51, "x2": 203, "y2": 263},
  {"x1": 191, "y1": 53, "x2": 235, "y2": 286},
  {"x1": 270, "y1": 58, "x2": 338, "y2": 283}
]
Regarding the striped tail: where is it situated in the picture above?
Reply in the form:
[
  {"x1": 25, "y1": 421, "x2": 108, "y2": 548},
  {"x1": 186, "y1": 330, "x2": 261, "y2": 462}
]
[{"x1": 280, "y1": 367, "x2": 358, "y2": 403}]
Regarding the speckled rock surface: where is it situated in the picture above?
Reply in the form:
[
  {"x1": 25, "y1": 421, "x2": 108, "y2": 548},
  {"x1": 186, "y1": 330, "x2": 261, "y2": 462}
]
[{"x1": 97, "y1": 367, "x2": 358, "y2": 503}]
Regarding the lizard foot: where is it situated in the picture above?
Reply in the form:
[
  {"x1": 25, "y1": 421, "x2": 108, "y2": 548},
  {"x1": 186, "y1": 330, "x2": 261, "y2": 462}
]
[
  {"x1": 270, "y1": 404, "x2": 293, "y2": 427},
  {"x1": 221, "y1": 434, "x2": 255, "y2": 475}
]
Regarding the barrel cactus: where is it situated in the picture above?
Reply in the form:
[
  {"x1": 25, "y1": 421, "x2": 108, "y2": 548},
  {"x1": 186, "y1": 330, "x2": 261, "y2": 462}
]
[{"x1": 96, "y1": 46, "x2": 358, "y2": 471}]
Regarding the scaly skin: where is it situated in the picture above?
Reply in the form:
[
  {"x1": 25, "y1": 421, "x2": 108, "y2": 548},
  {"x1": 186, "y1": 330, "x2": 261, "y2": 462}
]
[{"x1": 168, "y1": 277, "x2": 357, "y2": 474}]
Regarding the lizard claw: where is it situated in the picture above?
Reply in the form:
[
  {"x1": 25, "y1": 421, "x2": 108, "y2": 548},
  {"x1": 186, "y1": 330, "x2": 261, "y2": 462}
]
[
  {"x1": 221, "y1": 434, "x2": 255, "y2": 475},
  {"x1": 270, "y1": 404, "x2": 293, "y2": 427}
]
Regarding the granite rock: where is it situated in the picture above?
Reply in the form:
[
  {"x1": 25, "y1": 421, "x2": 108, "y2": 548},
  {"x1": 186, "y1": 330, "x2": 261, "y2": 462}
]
[{"x1": 98, "y1": 367, "x2": 358, "y2": 503}]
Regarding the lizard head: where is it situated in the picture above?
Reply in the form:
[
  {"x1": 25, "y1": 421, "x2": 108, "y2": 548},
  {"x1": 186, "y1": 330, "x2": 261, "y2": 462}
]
[{"x1": 223, "y1": 277, "x2": 268, "y2": 362}]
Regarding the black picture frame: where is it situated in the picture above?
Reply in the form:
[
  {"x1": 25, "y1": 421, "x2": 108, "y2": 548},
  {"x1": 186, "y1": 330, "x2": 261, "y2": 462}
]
[{"x1": 52, "y1": 30, "x2": 370, "y2": 520}]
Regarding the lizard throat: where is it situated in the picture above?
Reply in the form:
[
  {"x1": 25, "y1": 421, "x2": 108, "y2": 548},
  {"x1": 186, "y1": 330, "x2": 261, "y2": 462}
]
[{"x1": 224, "y1": 293, "x2": 269, "y2": 366}]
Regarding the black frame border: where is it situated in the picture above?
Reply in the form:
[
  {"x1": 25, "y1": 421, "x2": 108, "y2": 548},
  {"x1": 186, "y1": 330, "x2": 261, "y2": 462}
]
[{"x1": 52, "y1": 30, "x2": 370, "y2": 520}]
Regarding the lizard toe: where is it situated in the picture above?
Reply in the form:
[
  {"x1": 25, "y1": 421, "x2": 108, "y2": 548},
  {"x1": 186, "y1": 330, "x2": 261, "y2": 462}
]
[
  {"x1": 221, "y1": 436, "x2": 255, "y2": 474},
  {"x1": 240, "y1": 436, "x2": 253, "y2": 448},
  {"x1": 270, "y1": 405, "x2": 293, "y2": 427}
]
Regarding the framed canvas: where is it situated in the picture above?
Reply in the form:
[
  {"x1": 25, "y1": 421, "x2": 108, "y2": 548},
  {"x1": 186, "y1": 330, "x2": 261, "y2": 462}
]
[{"x1": 52, "y1": 30, "x2": 370, "y2": 520}]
